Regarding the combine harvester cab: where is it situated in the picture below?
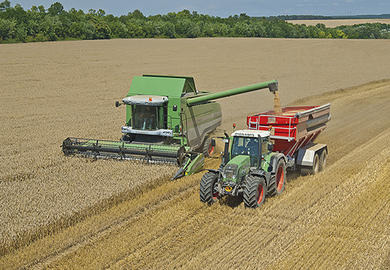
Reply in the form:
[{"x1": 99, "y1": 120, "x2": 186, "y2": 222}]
[{"x1": 62, "y1": 75, "x2": 279, "y2": 180}]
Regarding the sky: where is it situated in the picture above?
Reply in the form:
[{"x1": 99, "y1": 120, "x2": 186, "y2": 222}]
[{"x1": 10, "y1": 0, "x2": 390, "y2": 17}]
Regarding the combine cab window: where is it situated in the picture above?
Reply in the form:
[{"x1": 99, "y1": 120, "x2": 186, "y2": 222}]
[
  {"x1": 132, "y1": 105, "x2": 158, "y2": 130},
  {"x1": 231, "y1": 137, "x2": 260, "y2": 166}
]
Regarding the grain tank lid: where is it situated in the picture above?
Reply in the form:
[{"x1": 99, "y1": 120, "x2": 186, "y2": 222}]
[
  {"x1": 122, "y1": 95, "x2": 168, "y2": 106},
  {"x1": 128, "y1": 75, "x2": 197, "y2": 98}
]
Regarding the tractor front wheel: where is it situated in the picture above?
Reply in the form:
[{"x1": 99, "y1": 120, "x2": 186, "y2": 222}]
[
  {"x1": 243, "y1": 176, "x2": 267, "y2": 208},
  {"x1": 200, "y1": 172, "x2": 219, "y2": 204}
]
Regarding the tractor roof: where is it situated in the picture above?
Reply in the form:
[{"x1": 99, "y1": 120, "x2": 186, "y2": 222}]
[
  {"x1": 232, "y1": 129, "x2": 270, "y2": 138},
  {"x1": 127, "y1": 75, "x2": 197, "y2": 98}
]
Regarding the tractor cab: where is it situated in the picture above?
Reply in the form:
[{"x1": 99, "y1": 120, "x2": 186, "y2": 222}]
[
  {"x1": 229, "y1": 130, "x2": 271, "y2": 168},
  {"x1": 220, "y1": 130, "x2": 271, "y2": 190}
]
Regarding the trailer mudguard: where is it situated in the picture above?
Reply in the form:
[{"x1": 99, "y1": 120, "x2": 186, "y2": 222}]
[{"x1": 296, "y1": 143, "x2": 327, "y2": 167}]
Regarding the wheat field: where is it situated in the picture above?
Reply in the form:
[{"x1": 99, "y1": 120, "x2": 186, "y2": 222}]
[
  {"x1": 1, "y1": 39, "x2": 390, "y2": 268},
  {"x1": 1, "y1": 79, "x2": 389, "y2": 269}
]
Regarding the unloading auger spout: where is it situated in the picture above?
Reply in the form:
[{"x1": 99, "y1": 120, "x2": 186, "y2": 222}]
[{"x1": 186, "y1": 80, "x2": 278, "y2": 106}]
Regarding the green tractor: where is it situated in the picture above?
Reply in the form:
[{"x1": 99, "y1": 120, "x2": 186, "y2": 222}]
[{"x1": 200, "y1": 129, "x2": 287, "y2": 208}]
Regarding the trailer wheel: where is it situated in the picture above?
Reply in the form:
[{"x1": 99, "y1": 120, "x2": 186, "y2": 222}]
[
  {"x1": 200, "y1": 172, "x2": 219, "y2": 204},
  {"x1": 319, "y1": 150, "x2": 327, "y2": 172},
  {"x1": 312, "y1": 153, "x2": 320, "y2": 174},
  {"x1": 202, "y1": 137, "x2": 215, "y2": 157},
  {"x1": 300, "y1": 153, "x2": 320, "y2": 175},
  {"x1": 268, "y1": 159, "x2": 286, "y2": 196},
  {"x1": 243, "y1": 176, "x2": 266, "y2": 208}
]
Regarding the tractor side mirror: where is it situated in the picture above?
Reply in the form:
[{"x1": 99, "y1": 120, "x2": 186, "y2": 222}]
[
  {"x1": 211, "y1": 139, "x2": 216, "y2": 147},
  {"x1": 267, "y1": 143, "x2": 274, "y2": 152}
]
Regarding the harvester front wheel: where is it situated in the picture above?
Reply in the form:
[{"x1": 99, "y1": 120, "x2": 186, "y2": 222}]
[
  {"x1": 243, "y1": 176, "x2": 266, "y2": 208},
  {"x1": 319, "y1": 150, "x2": 327, "y2": 171},
  {"x1": 202, "y1": 137, "x2": 215, "y2": 157},
  {"x1": 268, "y1": 159, "x2": 286, "y2": 196},
  {"x1": 200, "y1": 172, "x2": 219, "y2": 204}
]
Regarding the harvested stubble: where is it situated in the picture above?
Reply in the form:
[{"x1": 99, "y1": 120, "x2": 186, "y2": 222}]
[{"x1": 1, "y1": 80, "x2": 389, "y2": 269}]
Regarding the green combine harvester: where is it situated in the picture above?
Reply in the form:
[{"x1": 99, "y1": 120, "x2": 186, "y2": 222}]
[{"x1": 62, "y1": 75, "x2": 278, "y2": 179}]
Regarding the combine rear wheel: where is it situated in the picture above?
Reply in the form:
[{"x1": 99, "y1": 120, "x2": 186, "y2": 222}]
[
  {"x1": 243, "y1": 176, "x2": 266, "y2": 208},
  {"x1": 202, "y1": 137, "x2": 215, "y2": 157},
  {"x1": 268, "y1": 159, "x2": 286, "y2": 196},
  {"x1": 319, "y1": 150, "x2": 327, "y2": 172},
  {"x1": 200, "y1": 172, "x2": 219, "y2": 204}
]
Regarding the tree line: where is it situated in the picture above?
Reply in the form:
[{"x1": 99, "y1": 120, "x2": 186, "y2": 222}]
[{"x1": 0, "y1": 0, "x2": 389, "y2": 43}]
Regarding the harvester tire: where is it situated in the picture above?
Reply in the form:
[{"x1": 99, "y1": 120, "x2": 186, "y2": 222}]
[
  {"x1": 267, "y1": 159, "x2": 286, "y2": 196},
  {"x1": 243, "y1": 176, "x2": 266, "y2": 208},
  {"x1": 319, "y1": 150, "x2": 327, "y2": 172},
  {"x1": 200, "y1": 172, "x2": 219, "y2": 204},
  {"x1": 202, "y1": 137, "x2": 215, "y2": 157}
]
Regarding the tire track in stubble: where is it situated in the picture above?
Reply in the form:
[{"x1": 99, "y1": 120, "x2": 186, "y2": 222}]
[{"x1": 267, "y1": 139, "x2": 390, "y2": 269}]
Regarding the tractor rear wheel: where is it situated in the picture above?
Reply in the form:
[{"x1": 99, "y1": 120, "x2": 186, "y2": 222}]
[
  {"x1": 268, "y1": 159, "x2": 286, "y2": 196},
  {"x1": 200, "y1": 172, "x2": 219, "y2": 204},
  {"x1": 202, "y1": 137, "x2": 215, "y2": 157},
  {"x1": 319, "y1": 150, "x2": 327, "y2": 172},
  {"x1": 243, "y1": 176, "x2": 266, "y2": 208}
]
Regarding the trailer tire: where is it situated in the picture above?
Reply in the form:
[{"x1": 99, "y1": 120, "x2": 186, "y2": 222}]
[
  {"x1": 202, "y1": 137, "x2": 215, "y2": 157},
  {"x1": 312, "y1": 153, "x2": 320, "y2": 174},
  {"x1": 319, "y1": 150, "x2": 327, "y2": 172},
  {"x1": 200, "y1": 172, "x2": 219, "y2": 204},
  {"x1": 300, "y1": 153, "x2": 320, "y2": 175},
  {"x1": 243, "y1": 176, "x2": 266, "y2": 208},
  {"x1": 268, "y1": 159, "x2": 286, "y2": 196}
]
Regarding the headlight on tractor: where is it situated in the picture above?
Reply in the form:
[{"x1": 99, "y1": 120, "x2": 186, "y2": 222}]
[{"x1": 223, "y1": 164, "x2": 238, "y2": 180}]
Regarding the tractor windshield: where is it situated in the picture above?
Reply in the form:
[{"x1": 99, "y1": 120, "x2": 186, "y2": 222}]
[
  {"x1": 231, "y1": 137, "x2": 260, "y2": 166},
  {"x1": 132, "y1": 105, "x2": 158, "y2": 130}
]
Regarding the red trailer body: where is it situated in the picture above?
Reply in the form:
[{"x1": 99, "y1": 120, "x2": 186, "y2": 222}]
[{"x1": 247, "y1": 104, "x2": 331, "y2": 158}]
